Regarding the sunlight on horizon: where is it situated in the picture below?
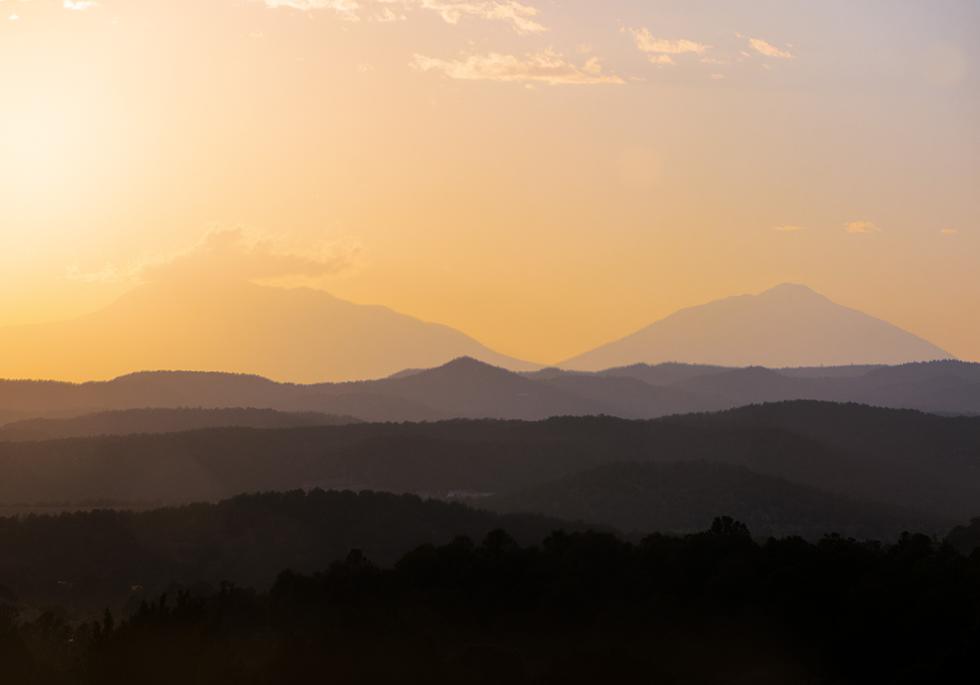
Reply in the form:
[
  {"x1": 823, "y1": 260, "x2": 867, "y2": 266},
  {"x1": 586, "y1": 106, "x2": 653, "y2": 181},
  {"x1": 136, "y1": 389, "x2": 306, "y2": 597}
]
[{"x1": 1, "y1": 0, "x2": 978, "y2": 371}]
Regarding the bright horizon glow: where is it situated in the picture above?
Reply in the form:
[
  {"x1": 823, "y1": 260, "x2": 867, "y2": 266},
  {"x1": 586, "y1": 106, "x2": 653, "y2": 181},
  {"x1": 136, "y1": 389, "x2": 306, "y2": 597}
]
[{"x1": 1, "y1": 0, "x2": 978, "y2": 371}]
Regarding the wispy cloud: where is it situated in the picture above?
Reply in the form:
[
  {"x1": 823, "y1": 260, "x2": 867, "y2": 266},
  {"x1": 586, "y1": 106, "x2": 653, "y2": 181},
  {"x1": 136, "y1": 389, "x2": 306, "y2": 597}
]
[
  {"x1": 631, "y1": 29, "x2": 708, "y2": 55},
  {"x1": 630, "y1": 28, "x2": 709, "y2": 65},
  {"x1": 262, "y1": 0, "x2": 362, "y2": 21},
  {"x1": 773, "y1": 225, "x2": 805, "y2": 233},
  {"x1": 412, "y1": 50, "x2": 623, "y2": 85},
  {"x1": 845, "y1": 220, "x2": 880, "y2": 234},
  {"x1": 261, "y1": 0, "x2": 546, "y2": 34},
  {"x1": 748, "y1": 37, "x2": 794, "y2": 59},
  {"x1": 941, "y1": 228, "x2": 959, "y2": 236},
  {"x1": 64, "y1": 0, "x2": 100, "y2": 10}
]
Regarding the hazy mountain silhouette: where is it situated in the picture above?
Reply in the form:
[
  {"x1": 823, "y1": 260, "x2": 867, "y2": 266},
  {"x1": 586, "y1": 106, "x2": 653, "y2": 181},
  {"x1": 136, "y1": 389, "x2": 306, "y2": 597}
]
[
  {"x1": 484, "y1": 461, "x2": 940, "y2": 540},
  {"x1": 0, "y1": 280, "x2": 537, "y2": 383},
  {"x1": 0, "y1": 408, "x2": 358, "y2": 442},
  {"x1": 563, "y1": 283, "x2": 951, "y2": 369}
]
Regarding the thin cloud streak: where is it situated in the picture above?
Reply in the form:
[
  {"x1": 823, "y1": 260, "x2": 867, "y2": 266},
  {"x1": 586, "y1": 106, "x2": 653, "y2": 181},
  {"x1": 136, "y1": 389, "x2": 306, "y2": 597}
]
[
  {"x1": 630, "y1": 28, "x2": 709, "y2": 65},
  {"x1": 412, "y1": 50, "x2": 624, "y2": 85},
  {"x1": 845, "y1": 220, "x2": 880, "y2": 234},
  {"x1": 261, "y1": 0, "x2": 546, "y2": 33},
  {"x1": 749, "y1": 37, "x2": 794, "y2": 59}
]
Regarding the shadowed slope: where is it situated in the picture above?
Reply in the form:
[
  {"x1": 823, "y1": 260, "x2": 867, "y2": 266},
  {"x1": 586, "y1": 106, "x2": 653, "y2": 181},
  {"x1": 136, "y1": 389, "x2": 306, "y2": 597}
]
[{"x1": 485, "y1": 461, "x2": 941, "y2": 540}]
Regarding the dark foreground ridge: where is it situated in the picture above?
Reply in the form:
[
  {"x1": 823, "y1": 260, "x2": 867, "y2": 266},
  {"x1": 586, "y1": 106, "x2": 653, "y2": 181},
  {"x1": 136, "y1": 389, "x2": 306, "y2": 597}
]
[
  {"x1": 0, "y1": 490, "x2": 579, "y2": 614},
  {"x1": 3, "y1": 518, "x2": 979, "y2": 684}
]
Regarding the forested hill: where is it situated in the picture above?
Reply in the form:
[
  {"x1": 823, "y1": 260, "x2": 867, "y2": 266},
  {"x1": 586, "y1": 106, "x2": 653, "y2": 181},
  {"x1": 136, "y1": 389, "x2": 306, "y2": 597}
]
[
  {"x1": 0, "y1": 489, "x2": 579, "y2": 614},
  {"x1": 3, "y1": 520, "x2": 979, "y2": 684}
]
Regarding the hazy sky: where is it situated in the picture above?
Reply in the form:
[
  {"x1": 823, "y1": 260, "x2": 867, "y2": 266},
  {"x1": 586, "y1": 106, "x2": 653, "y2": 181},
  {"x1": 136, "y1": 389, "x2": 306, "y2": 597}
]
[{"x1": 1, "y1": 0, "x2": 978, "y2": 365}]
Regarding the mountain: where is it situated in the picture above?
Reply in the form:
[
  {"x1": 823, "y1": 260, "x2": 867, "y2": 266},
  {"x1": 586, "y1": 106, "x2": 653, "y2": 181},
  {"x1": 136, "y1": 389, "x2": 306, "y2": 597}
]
[
  {"x1": 484, "y1": 461, "x2": 940, "y2": 540},
  {"x1": 0, "y1": 408, "x2": 358, "y2": 442},
  {"x1": 562, "y1": 283, "x2": 951, "y2": 370},
  {"x1": 0, "y1": 280, "x2": 537, "y2": 383}
]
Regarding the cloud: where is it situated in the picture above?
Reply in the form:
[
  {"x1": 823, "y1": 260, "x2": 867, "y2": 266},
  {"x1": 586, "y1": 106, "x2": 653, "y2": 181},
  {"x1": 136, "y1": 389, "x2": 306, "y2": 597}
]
[
  {"x1": 69, "y1": 229, "x2": 357, "y2": 288},
  {"x1": 941, "y1": 228, "x2": 959, "y2": 236},
  {"x1": 411, "y1": 50, "x2": 624, "y2": 85},
  {"x1": 261, "y1": 0, "x2": 546, "y2": 34},
  {"x1": 748, "y1": 37, "x2": 794, "y2": 59},
  {"x1": 64, "y1": 1, "x2": 100, "y2": 10},
  {"x1": 773, "y1": 225, "x2": 805, "y2": 233},
  {"x1": 631, "y1": 28, "x2": 708, "y2": 56},
  {"x1": 845, "y1": 220, "x2": 880, "y2": 234}
]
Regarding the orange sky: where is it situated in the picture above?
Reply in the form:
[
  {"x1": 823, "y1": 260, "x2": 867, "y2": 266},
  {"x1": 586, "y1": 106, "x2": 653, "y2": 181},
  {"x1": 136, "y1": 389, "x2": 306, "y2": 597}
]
[{"x1": 1, "y1": 0, "x2": 978, "y2": 365}]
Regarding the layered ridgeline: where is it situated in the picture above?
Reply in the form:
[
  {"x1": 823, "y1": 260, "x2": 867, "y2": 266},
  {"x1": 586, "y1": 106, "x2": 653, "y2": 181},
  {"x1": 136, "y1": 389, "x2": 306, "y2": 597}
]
[
  {"x1": 3, "y1": 356, "x2": 979, "y2": 424},
  {"x1": 0, "y1": 402, "x2": 975, "y2": 524},
  {"x1": 563, "y1": 283, "x2": 951, "y2": 370}
]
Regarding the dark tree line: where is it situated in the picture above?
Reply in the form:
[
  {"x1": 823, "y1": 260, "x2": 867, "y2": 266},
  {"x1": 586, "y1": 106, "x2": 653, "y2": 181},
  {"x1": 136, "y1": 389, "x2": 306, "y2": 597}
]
[{"x1": 3, "y1": 518, "x2": 979, "y2": 684}]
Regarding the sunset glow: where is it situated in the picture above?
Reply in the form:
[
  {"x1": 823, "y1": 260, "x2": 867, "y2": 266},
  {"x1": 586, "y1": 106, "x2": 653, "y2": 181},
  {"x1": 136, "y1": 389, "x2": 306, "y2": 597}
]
[{"x1": 1, "y1": 0, "x2": 978, "y2": 374}]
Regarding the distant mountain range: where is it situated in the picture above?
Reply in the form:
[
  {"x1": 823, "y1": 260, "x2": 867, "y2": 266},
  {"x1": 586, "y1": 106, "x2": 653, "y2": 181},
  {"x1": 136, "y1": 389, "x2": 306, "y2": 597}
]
[
  {"x1": 3, "y1": 356, "x2": 979, "y2": 425},
  {"x1": 0, "y1": 280, "x2": 538, "y2": 383},
  {"x1": 563, "y1": 283, "x2": 951, "y2": 369},
  {"x1": 0, "y1": 282, "x2": 954, "y2": 383}
]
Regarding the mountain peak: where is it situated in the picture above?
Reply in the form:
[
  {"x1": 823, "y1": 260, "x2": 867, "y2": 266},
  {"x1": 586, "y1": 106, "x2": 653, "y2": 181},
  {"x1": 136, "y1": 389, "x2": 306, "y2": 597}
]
[
  {"x1": 562, "y1": 285, "x2": 950, "y2": 370},
  {"x1": 428, "y1": 356, "x2": 514, "y2": 377},
  {"x1": 761, "y1": 283, "x2": 819, "y2": 296}
]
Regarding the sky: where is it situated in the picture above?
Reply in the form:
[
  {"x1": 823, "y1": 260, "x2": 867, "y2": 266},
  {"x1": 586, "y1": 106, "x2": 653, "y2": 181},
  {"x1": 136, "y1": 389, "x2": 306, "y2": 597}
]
[{"x1": 1, "y1": 0, "x2": 978, "y2": 366}]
